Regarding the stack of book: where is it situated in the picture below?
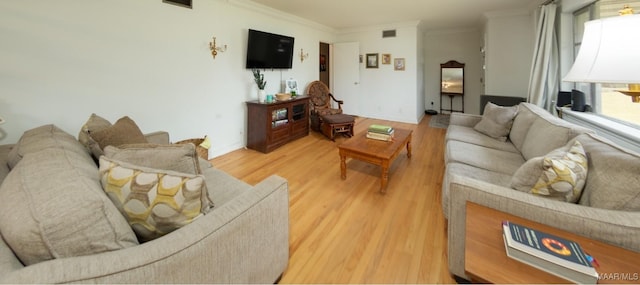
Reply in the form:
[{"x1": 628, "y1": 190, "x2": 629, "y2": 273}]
[
  {"x1": 502, "y1": 221, "x2": 599, "y2": 284},
  {"x1": 366, "y1": 124, "x2": 394, "y2": 141}
]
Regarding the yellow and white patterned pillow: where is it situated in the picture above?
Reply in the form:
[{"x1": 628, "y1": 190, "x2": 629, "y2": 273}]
[
  {"x1": 99, "y1": 156, "x2": 212, "y2": 242},
  {"x1": 530, "y1": 140, "x2": 588, "y2": 202}
]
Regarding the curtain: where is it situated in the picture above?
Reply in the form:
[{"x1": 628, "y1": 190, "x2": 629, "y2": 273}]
[{"x1": 527, "y1": 3, "x2": 559, "y2": 114}]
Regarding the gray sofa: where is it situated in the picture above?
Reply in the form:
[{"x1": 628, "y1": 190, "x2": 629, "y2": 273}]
[
  {"x1": 443, "y1": 102, "x2": 640, "y2": 280},
  {"x1": 0, "y1": 123, "x2": 289, "y2": 283}
]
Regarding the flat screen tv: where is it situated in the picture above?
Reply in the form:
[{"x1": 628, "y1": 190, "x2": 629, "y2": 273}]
[{"x1": 246, "y1": 29, "x2": 295, "y2": 69}]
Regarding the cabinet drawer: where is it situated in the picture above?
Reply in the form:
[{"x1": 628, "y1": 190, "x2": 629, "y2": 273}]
[{"x1": 269, "y1": 126, "x2": 289, "y2": 143}]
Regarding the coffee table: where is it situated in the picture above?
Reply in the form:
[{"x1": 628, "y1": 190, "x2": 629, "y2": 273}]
[
  {"x1": 465, "y1": 202, "x2": 640, "y2": 284},
  {"x1": 337, "y1": 128, "x2": 412, "y2": 193}
]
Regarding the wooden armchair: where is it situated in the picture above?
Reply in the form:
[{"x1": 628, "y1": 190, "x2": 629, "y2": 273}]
[{"x1": 306, "y1": 81, "x2": 344, "y2": 131}]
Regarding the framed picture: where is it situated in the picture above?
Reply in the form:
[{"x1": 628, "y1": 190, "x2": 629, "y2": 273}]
[
  {"x1": 320, "y1": 55, "x2": 327, "y2": 71},
  {"x1": 382, "y1": 54, "x2": 391, "y2": 65},
  {"x1": 163, "y1": 0, "x2": 192, "y2": 8},
  {"x1": 394, "y1": 58, "x2": 406, "y2": 71},
  {"x1": 366, "y1": 53, "x2": 379, "y2": 68},
  {"x1": 285, "y1": 79, "x2": 299, "y2": 94}
]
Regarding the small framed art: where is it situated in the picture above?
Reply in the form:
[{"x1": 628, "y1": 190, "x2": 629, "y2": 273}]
[
  {"x1": 394, "y1": 58, "x2": 406, "y2": 71},
  {"x1": 366, "y1": 53, "x2": 379, "y2": 68},
  {"x1": 382, "y1": 54, "x2": 391, "y2": 65}
]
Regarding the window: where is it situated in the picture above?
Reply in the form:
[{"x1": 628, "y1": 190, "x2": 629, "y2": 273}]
[{"x1": 572, "y1": 0, "x2": 640, "y2": 126}]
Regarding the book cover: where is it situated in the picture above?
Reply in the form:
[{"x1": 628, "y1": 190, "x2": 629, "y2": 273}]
[
  {"x1": 502, "y1": 221, "x2": 598, "y2": 283},
  {"x1": 368, "y1": 124, "x2": 394, "y2": 134}
]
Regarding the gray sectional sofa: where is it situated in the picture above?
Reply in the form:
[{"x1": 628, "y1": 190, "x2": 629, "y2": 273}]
[
  {"x1": 443, "y1": 102, "x2": 640, "y2": 280},
  {"x1": 0, "y1": 121, "x2": 289, "y2": 283}
]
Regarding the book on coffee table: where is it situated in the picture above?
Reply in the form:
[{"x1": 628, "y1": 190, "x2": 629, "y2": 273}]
[
  {"x1": 368, "y1": 124, "x2": 394, "y2": 135},
  {"x1": 502, "y1": 221, "x2": 598, "y2": 284}
]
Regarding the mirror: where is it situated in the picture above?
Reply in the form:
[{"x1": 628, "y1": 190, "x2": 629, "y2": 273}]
[
  {"x1": 440, "y1": 60, "x2": 465, "y2": 113},
  {"x1": 441, "y1": 61, "x2": 464, "y2": 95}
]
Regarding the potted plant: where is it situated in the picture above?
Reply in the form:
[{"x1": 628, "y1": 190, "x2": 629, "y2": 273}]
[{"x1": 252, "y1": 69, "x2": 267, "y2": 102}]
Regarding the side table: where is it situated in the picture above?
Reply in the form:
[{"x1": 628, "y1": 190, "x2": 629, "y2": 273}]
[{"x1": 464, "y1": 202, "x2": 640, "y2": 284}]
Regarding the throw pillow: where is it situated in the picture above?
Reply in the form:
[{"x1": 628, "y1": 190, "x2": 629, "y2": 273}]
[
  {"x1": 0, "y1": 148, "x2": 138, "y2": 265},
  {"x1": 78, "y1": 113, "x2": 112, "y2": 150},
  {"x1": 87, "y1": 116, "x2": 148, "y2": 158},
  {"x1": 104, "y1": 143, "x2": 203, "y2": 175},
  {"x1": 99, "y1": 156, "x2": 213, "y2": 242},
  {"x1": 474, "y1": 102, "x2": 519, "y2": 142},
  {"x1": 511, "y1": 140, "x2": 588, "y2": 203}
]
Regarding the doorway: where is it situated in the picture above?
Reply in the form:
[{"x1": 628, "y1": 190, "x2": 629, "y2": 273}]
[{"x1": 319, "y1": 42, "x2": 330, "y2": 87}]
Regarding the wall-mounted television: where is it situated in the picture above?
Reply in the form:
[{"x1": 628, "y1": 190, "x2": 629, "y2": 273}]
[{"x1": 246, "y1": 29, "x2": 295, "y2": 69}]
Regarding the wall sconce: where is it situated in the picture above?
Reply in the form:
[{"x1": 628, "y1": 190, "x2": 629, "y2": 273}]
[
  {"x1": 299, "y1": 48, "x2": 309, "y2": 62},
  {"x1": 208, "y1": 36, "x2": 227, "y2": 59}
]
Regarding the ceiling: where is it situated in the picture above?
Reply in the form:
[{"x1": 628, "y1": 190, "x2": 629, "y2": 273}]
[{"x1": 251, "y1": 0, "x2": 543, "y2": 30}]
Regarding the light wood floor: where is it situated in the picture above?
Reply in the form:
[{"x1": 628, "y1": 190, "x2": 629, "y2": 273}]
[{"x1": 211, "y1": 115, "x2": 455, "y2": 284}]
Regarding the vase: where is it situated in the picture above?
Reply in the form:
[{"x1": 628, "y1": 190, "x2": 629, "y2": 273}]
[{"x1": 258, "y1": 89, "x2": 266, "y2": 103}]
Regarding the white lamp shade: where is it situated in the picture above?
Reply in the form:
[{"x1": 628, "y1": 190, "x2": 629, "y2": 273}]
[{"x1": 563, "y1": 14, "x2": 640, "y2": 84}]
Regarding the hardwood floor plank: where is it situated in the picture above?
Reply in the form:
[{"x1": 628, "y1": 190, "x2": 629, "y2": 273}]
[{"x1": 211, "y1": 115, "x2": 454, "y2": 283}]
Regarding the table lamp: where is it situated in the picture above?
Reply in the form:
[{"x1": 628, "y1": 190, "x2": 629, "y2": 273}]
[{"x1": 563, "y1": 13, "x2": 640, "y2": 102}]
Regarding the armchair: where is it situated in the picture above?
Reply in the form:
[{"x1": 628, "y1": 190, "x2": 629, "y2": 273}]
[{"x1": 306, "y1": 81, "x2": 344, "y2": 131}]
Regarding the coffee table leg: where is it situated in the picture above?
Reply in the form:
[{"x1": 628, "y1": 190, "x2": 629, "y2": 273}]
[
  {"x1": 340, "y1": 154, "x2": 347, "y2": 180},
  {"x1": 380, "y1": 166, "x2": 389, "y2": 193}
]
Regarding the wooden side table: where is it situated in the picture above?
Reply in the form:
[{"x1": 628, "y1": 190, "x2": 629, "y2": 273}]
[{"x1": 464, "y1": 202, "x2": 640, "y2": 284}]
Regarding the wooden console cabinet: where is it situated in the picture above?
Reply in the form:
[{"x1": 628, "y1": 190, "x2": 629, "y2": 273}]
[{"x1": 246, "y1": 96, "x2": 309, "y2": 153}]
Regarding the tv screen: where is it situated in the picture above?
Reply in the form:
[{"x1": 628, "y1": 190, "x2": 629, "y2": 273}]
[{"x1": 246, "y1": 29, "x2": 294, "y2": 69}]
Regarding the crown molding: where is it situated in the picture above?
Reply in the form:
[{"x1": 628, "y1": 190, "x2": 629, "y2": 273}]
[
  {"x1": 483, "y1": 8, "x2": 532, "y2": 20},
  {"x1": 228, "y1": 0, "x2": 336, "y2": 33},
  {"x1": 337, "y1": 20, "x2": 422, "y2": 35}
]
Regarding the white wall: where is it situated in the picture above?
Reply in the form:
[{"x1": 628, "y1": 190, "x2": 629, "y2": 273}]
[
  {"x1": 0, "y1": 0, "x2": 335, "y2": 157},
  {"x1": 424, "y1": 28, "x2": 483, "y2": 114},
  {"x1": 483, "y1": 11, "x2": 535, "y2": 98},
  {"x1": 336, "y1": 23, "x2": 423, "y2": 124}
]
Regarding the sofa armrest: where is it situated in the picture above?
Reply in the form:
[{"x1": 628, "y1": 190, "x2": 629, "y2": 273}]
[
  {"x1": 0, "y1": 175, "x2": 289, "y2": 284},
  {"x1": 446, "y1": 174, "x2": 640, "y2": 279},
  {"x1": 144, "y1": 131, "x2": 170, "y2": 144},
  {"x1": 449, "y1": 113, "x2": 482, "y2": 128}
]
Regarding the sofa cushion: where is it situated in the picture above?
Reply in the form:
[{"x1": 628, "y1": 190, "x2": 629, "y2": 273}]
[
  {"x1": 511, "y1": 140, "x2": 588, "y2": 203},
  {"x1": 0, "y1": 148, "x2": 138, "y2": 266},
  {"x1": 88, "y1": 116, "x2": 148, "y2": 158},
  {"x1": 518, "y1": 107, "x2": 593, "y2": 160},
  {"x1": 509, "y1": 103, "x2": 539, "y2": 152},
  {"x1": 446, "y1": 140, "x2": 526, "y2": 175},
  {"x1": 442, "y1": 162, "x2": 513, "y2": 218},
  {"x1": 78, "y1": 113, "x2": 111, "y2": 150},
  {"x1": 473, "y1": 102, "x2": 518, "y2": 142},
  {"x1": 99, "y1": 156, "x2": 213, "y2": 242},
  {"x1": 446, "y1": 125, "x2": 519, "y2": 153},
  {"x1": 575, "y1": 133, "x2": 640, "y2": 211},
  {"x1": 7, "y1": 124, "x2": 88, "y2": 169},
  {"x1": 104, "y1": 143, "x2": 203, "y2": 175}
]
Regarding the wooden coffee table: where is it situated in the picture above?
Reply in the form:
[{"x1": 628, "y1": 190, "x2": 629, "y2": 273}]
[
  {"x1": 465, "y1": 202, "x2": 640, "y2": 284},
  {"x1": 337, "y1": 128, "x2": 412, "y2": 193}
]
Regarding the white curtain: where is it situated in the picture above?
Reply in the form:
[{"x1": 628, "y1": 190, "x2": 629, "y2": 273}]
[{"x1": 527, "y1": 3, "x2": 559, "y2": 114}]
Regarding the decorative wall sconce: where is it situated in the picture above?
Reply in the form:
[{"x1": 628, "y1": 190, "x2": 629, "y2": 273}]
[
  {"x1": 209, "y1": 36, "x2": 227, "y2": 59},
  {"x1": 299, "y1": 48, "x2": 309, "y2": 62}
]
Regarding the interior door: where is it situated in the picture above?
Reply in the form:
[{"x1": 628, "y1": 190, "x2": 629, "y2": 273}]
[{"x1": 331, "y1": 42, "x2": 360, "y2": 115}]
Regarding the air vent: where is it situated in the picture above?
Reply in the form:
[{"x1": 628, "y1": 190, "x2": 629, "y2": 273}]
[{"x1": 382, "y1": 30, "x2": 397, "y2": 38}]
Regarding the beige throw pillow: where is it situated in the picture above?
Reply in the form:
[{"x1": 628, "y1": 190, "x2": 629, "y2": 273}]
[
  {"x1": 104, "y1": 143, "x2": 203, "y2": 175},
  {"x1": 78, "y1": 113, "x2": 112, "y2": 149},
  {"x1": 511, "y1": 140, "x2": 588, "y2": 203},
  {"x1": 474, "y1": 102, "x2": 519, "y2": 142},
  {"x1": 88, "y1": 116, "x2": 148, "y2": 158},
  {"x1": 99, "y1": 156, "x2": 213, "y2": 242}
]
